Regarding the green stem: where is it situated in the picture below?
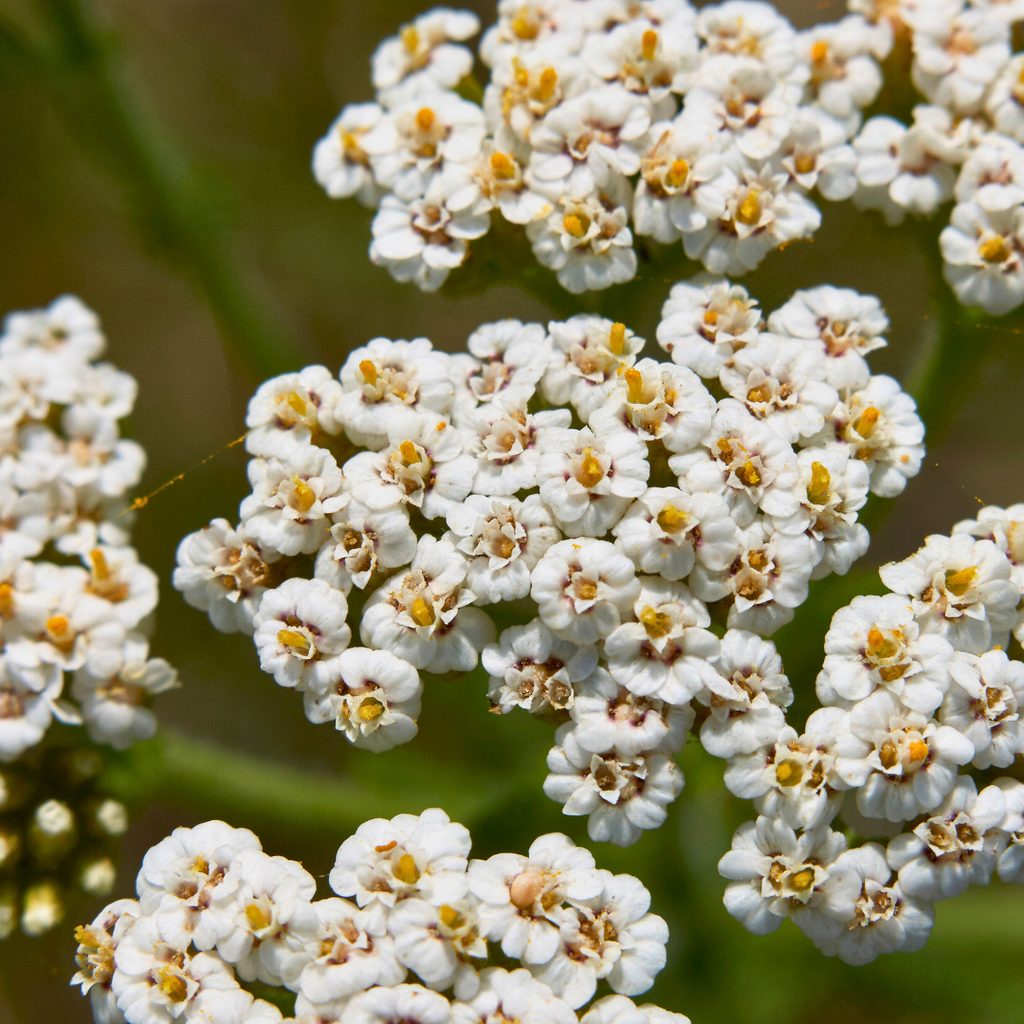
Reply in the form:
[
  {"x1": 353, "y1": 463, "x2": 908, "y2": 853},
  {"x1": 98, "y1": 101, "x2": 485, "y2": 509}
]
[{"x1": 9, "y1": 0, "x2": 303, "y2": 379}]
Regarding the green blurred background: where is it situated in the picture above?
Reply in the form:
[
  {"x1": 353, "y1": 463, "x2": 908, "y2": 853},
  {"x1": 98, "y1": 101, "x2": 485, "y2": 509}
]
[{"x1": 1, "y1": 0, "x2": 1023, "y2": 1020}]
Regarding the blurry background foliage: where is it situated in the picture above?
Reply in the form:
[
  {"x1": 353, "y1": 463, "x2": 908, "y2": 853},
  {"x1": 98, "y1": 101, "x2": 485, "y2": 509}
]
[{"x1": 0, "y1": 0, "x2": 1023, "y2": 1021}]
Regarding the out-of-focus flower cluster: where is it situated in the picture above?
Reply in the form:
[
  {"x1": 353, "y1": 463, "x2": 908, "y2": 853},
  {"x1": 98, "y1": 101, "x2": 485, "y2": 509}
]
[
  {"x1": 174, "y1": 274, "x2": 924, "y2": 847},
  {"x1": 71, "y1": 810, "x2": 686, "y2": 1024},
  {"x1": 0, "y1": 745, "x2": 128, "y2": 941},
  {"x1": 314, "y1": 0, "x2": 1024, "y2": 315},
  {"x1": 714, "y1": 503, "x2": 1024, "y2": 966},
  {"x1": 0, "y1": 296, "x2": 177, "y2": 761},
  {"x1": 315, "y1": 0, "x2": 886, "y2": 293}
]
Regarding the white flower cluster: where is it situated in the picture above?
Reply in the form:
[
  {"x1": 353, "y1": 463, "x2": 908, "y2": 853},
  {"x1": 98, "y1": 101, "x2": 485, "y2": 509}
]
[
  {"x1": 313, "y1": 0, "x2": 889, "y2": 293},
  {"x1": 0, "y1": 296, "x2": 177, "y2": 761},
  {"x1": 849, "y1": 0, "x2": 1024, "y2": 314},
  {"x1": 71, "y1": 810, "x2": 686, "y2": 1024},
  {"x1": 174, "y1": 275, "x2": 924, "y2": 847},
  {"x1": 715, "y1": 503, "x2": 1024, "y2": 966}
]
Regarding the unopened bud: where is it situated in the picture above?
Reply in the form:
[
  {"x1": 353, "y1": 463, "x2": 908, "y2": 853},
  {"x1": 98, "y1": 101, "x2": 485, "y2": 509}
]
[
  {"x1": 21, "y1": 880, "x2": 63, "y2": 936},
  {"x1": 94, "y1": 799, "x2": 129, "y2": 838},
  {"x1": 80, "y1": 857, "x2": 117, "y2": 897}
]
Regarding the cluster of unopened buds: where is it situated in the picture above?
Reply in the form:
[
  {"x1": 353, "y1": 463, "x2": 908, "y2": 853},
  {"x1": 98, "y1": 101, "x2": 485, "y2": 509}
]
[
  {"x1": 71, "y1": 810, "x2": 685, "y2": 1024},
  {"x1": 716, "y1": 502, "x2": 1024, "y2": 965},
  {"x1": 313, "y1": 0, "x2": 1024, "y2": 312},
  {"x1": 0, "y1": 296, "x2": 177, "y2": 762},
  {"x1": 174, "y1": 272, "x2": 926, "y2": 848}
]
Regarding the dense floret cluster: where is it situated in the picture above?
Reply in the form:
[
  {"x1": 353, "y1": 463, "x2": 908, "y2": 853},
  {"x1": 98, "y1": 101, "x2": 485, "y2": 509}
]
[
  {"x1": 0, "y1": 297, "x2": 176, "y2": 761},
  {"x1": 715, "y1": 503, "x2": 1024, "y2": 965},
  {"x1": 314, "y1": 0, "x2": 1024, "y2": 313},
  {"x1": 71, "y1": 810, "x2": 685, "y2": 1024},
  {"x1": 174, "y1": 275, "x2": 924, "y2": 847}
]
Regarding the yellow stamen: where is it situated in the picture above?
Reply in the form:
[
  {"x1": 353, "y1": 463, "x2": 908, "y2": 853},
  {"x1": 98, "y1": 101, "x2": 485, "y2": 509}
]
[
  {"x1": 879, "y1": 739, "x2": 898, "y2": 769},
  {"x1": 359, "y1": 359, "x2": 378, "y2": 385},
  {"x1": 537, "y1": 67, "x2": 558, "y2": 102},
  {"x1": 90, "y1": 549, "x2": 110, "y2": 580},
  {"x1": 624, "y1": 368, "x2": 644, "y2": 404},
  {"x1": 945, "y1": 566, "x2": 978, "y2": 597},
  {"x1": 775, "y1": 760, "x2": 803, "y2": 786},
  {"x1": 416, "y1": 107, "x2": 436, "y2": 132},
  {"x1": 277, "y1": 629, "x2": 311, "y2": 656},
  {"x1": 394, "y1": 853, "x2": 420, "y2": 884},
  {"x1": 609, "y1": 321, "x2": 627, "y2": 354},
  {"x1": 576, "y1": 449, "x2": 605, "y2": 488},
  {"x1": 641, "y1": 29, "x2": 658, "y2": 62},
  {"x1": 157, "y1": 969, "x2": 188, "y2": 1003},
  {"x1": 563, "y1": 214, "x2": 587, "y2": 237},
  {"x1": 656, "y1": 504, "x2": 688, "y2": 533},
  {"x1": 807, "y1": 462, "x2": 831, "y2": 506},
  {"x1": 290, "y1": 476, "x2": 316, "y2": 513},
  {"x1": 284, "y1": 391, "x2": 307, "y2": 417},
  {"x1": 489, "y1": 152, "x2": 517, "y2": 179},
  {"x1": 666, "y1": 158, "x2": 690, "y2": 188},
  {"x1": 639, "y1": 606, "x2": 672, "y2": 639},
  {"x1": 410, "y1": 597, "x2": 435, "y2": 627},
  {"x1": 746, "y1": 383, "x2": 772, "y2": 404},
  {"x1": 513, "y1": 14, "x2": 538, "y2": 40},
  {"x1": 46, "y1": 614, "x2": 70, "y2": 639},
  {"x1": 358, "y1": 698, "x2": 385, "y2": 722},
  {"x1": 737, "y1": 190, "x2": 761, "y2": 225},
  {"x1": 704, "y1": 309, "x2": 719, "y2": 326},
  {"x1": 810, "y1": 40, "x2": 828, "y2": 63},
  {"x1": 979, "y1": 236, "x2": 1011, "y2": 263},
  {"x1": 245, "y1": 903, "x2": 270, "y2": 931},
  {"x1": 908, "y1": 739, "x2": 930, "y2": 764},
  {"x1": 399, "y1": 441, "x2": 420, "y2": 464},
  {"x1": 795, "y1": 154, "x2": 816, "y2": 175},
  {"x1": 439, "y1": 904, "x2": 463, "y2": 928},
  {"x1": 790, "y1": 868, "x2": 815, "y2": 892},
  {"x1": 401, "y1": 25, "x2": 420, "y2": 53},
  {"x1": 854, "y1": 407, "x2": 879, "y2": 438},
  {"x1": 735, "y1": 461, "x2": 761, "y2": 487},
  {"x1": 0, "y1": 584, "x2": 15, "y2": 619}
]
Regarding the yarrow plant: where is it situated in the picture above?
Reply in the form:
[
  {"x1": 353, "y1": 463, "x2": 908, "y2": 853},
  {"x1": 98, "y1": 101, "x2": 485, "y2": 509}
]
[
  {"x1": 70, "y1": 810, "x2": 686, "y2": 1024},
  {"x1": 313, "y1": 0, "x2": 1024, "y2": 314},
  {"x1": 173, "y1": 273, "x2": 926, "y2": 849},
  {"x1": 0, "y1": 296, "x2": 177, "y2": 761},
  {"x1": 715, "y1": 503, "x2": 1024, "y2": 965}
]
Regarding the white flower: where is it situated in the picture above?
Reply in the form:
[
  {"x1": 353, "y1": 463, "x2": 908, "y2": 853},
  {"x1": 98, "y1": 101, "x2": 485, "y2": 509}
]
[
  {"x1": 244, "y1": 366, "x2": 345, "y2": 458},
  {"x1": 952, "y1": 504, "x2": 1024, "y2": 634},
  {"x1": 542, "y1": 317, "x2": 645, "y2": 421},
  {"x1": 360, "y1": 536, "x2": 494, "y2": 673},
  {"x1": 135, "y1": 820, "x2": 262, "y2": 949},
  {"x1": 940, "y1": 649, "x2": 1024, "y2": 768},
  {"x1": 581, "y1": 996, "x2": 691, "y2": 1024},
  {"x1": 910, "y1": 7, "x2": 1010, "y2": 114},
  {"x1": 819, "y1": 374, "x2": 924, "y2": 498},
  {"x1": 537, "y1": 425, "x2": 648, "y2": 537},
  {"x1": 955, "y1": 140, "x2": 1024, "y2": 212},
  {"x1": 994, "y1": 777, "x2": 1024, "y2": 883},
  {"x1": 466, "y1": 834, "x2": 603, "y2": 966},
  {"x1": 984, "y1": 53, "x2": 1024, "y2": 143},
  {"x1": 340, "y1": 982, "x2": 454, "y2": 1024},
  {"x1": 690, "y1": 518, "x2": 815, "y2": 637},
  {"x1": 527, "y1": 184, "x2": 639, "y2": 294},
  {"x1": 284, "y1": 897, "x2": 404, "y2": 1003},
  {"x1": 697, "y1": 629, "x2": 792, "y2": 759},
  {"x1": 612, "y1": 486, "x2": 740, "y2": 580},
  {"x1": 303, "y1": 647, "x2": 422, "y2": 752},
  {"x1": 816, "y1": 593, "x2": 954, "y2": 715},
  {"x1": 527, "y1": 85, "x2": 652, "y2": 201},
  {"x1": 723, "y1": 707, "x2": 848, "y2": 830},
  {"x1": 588, "y1": 359, "x2": 715, "y2": 453},
  {"x1": 372, "y1": 9, "x2": 480, "y2": 94},
  {"x1": 447, "y1": 143, "x2": 550, "y2": 226},
  {"x1": 530, "y1": 870, "x2": 667, "y2": 1006},
  {"x1": 241, "y1": 445, "x2": 347, "y2": 557},
  {"x1": 833, "y1": 690, "x2": 975, "y2": 822},
  {"x1": 718, "y1": 817, "x2": 848, "y2": 935},
  {"x1": 314, "y1": 103, "x2": 385, "y2": 208},
  {"x1": 72, "y1": 636, "x2": 179, "y2": 750},
  {"x1": 771, "y1": 446, "x2": 870, "y2": 579},
  {"x1": 804, "y1": 843, "x2": 933, "y2": 965},
  {"x1": 0, "y1": 654, "x2": 70, "y2": 762},
  {"x1": 671, "y1": 401, "x2": 799, "y2": 528},
  {"x1": 603, "y1": 577, "x2": 720, "y2": 704},
  {"x1": 316, "y1": 505, "x2": 418, "y2": 593},
  {"x1": 879, "y1": 532, "x2": 1020, "y2": 654},
  {"x1": 337, "y1": 337, "x2": 454, "y2": 450},
  {"x1": 452, "y1": 967, "x2": 578, "y2": 1024},
  {"x1": 446, "y1": 495, "x2": 560, "y2": 604},
  {"x1": 482, "y1": 620, "x2": 598, "y2": 715},
  {"x1": 370, "y1": 170, "x2": 491, "y2": 292},
  {"x1": 766, "y1": 285, "x2": 888, "y2": 391},
  {"x1": 0, "y1": 294, "x2": 104, "y2": 364},
  {"x1": 253, "y1": 578, "x2": 351, "y2": 692},
  {"x1": 939, "y1": 200, "x2": 1024, "y2": 315},
  {"x1": 530, "y1": 539, "x2": 640, "y2": 646},
  {"x1": 568, "y1": 666, "x2": 693, "y2": 756},
  {"x1": 346, "y1": 417, "x2": 476, "y2": 522},
  {"x1": 655, "y1": 274, "x2": 762, "y2": 379},
  {"x1": 72, "y1": 899, "x2": 141, "y2": 1024},
  {"x1": 543, "y1": 722, "x2": 684, "y2": 847},
  {"x1": 173, "y1": 519, "x2": 279, "y2": 636},
  {"x1": 458, "y1": 320, "x2": 551, "y2": 416},
  {"x1": 696, "y1": 1, "x2": 798, "y2": 79},
  {"x1": 363, "y1": 91, "x2": 486, "y2": 201},
  {"x1": 329, "y1": 808, "x2": 471, "y2": 912},
  {"x1": 800, "y1": 16, "x2": 884, "y2": 119},
  {"x1": 887, "y1": 777, "x2": 1007, "y2": 900},
  {"x1": 388, "y1": 897, "x2": 486, "y2": 997}
]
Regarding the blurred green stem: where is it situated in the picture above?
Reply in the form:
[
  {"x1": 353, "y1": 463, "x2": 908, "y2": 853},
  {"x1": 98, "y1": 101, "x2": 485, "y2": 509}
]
[{"x1": 1, "y1": 0, "x2": 302, "y2": 378}]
